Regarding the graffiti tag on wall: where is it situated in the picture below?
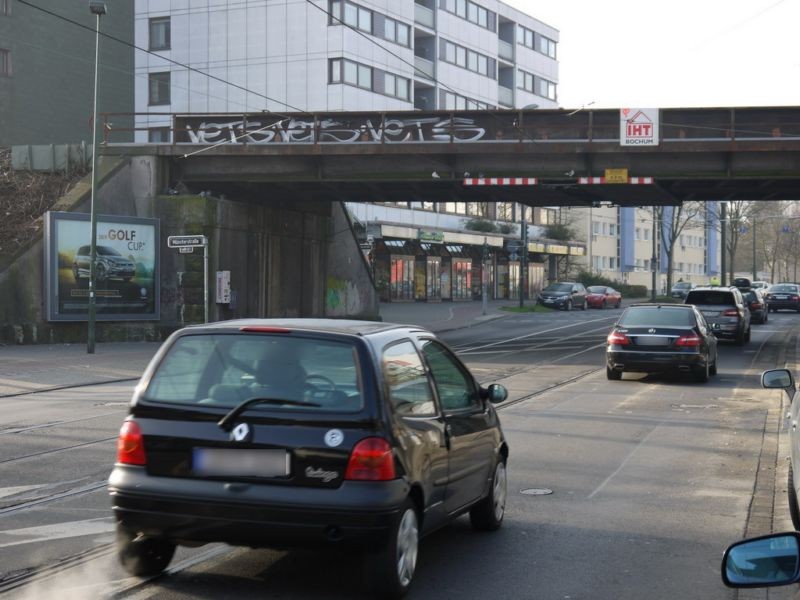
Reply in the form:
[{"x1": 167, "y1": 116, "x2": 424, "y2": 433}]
[{"x1": 176, "y1": 115, "x2": 489, "y2": 144}]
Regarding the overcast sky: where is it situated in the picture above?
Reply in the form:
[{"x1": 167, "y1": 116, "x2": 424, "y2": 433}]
[{"x1": 503, "y1": 0, "x2": 800, "y2": 109}]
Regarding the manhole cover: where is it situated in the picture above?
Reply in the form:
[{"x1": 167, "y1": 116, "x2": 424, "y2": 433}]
[{"x1": 520, "y1": 488, "x2": 553, "y2": 496}]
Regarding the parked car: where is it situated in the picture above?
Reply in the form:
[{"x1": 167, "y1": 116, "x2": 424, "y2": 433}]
[
  {"x1": 605, "y1": 304, "x2": 718, "y2": 382},
  {"x1": 73, "y1": 245, "x2": 136, "y2": 282},
  {"x1": 585, "y1": 285, "x2": 622, "y2": 309},
  {"x1": 108, "y1": 319, "x2": 509, "y2": 598},
  {"x1": 762, "y1": 368, "x2": 800, "y2": 532},
  {"x1": 722, "y1": 531, "x2": 800, "y2": 589},
  {"x1": 766, "y1": 283, "x2": 800, "y2": 312},
  {"x1": 537, "y1": 282, "x2": 587, "y2": 311},
  {"x1": 684, "y1": 286, "x2": 751, "y2": 345},
  {"x1": 744, "y1": 289, "x2": 769, "y2": 324},
  {"x1": 670, "y1": 281, "x2": 696, "y2": 299}
]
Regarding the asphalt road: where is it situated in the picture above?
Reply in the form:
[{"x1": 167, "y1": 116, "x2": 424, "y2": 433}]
[{"x1": 1, "y1": 307, "x2": 798, "y2": 599}]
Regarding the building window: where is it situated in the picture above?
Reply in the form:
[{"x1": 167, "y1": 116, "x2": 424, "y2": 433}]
[
  {"x1": 443, "y1": 202, "x2": 466, "y2": 215},
  {"x1": 329, "y1": 58, "x2": 410, "y2": 101},
  {"x1": 443, "y1": 0, "x2": 495, "y2": 31},
  {"x1": 539, "y1": 35, "x2": 557, "y2": 58},
  {"x1": 518, "y1": 25, "x2": 557, "y2": 59},
  {"x1": 0, "y1": 48, "x2": 10, "y2": 76},
  {"x1": 148, "y1": 127, "x2": 170, "y2": 143},
  {"x1": 149, "y1": 17, "x2": 171, "y2": 50},
  {"x1": 330, "y1": 1, "x2": 411, "y2": 47},
  {"x1": 537, "y1": 77, "x2": 557, "y2": 100},
  {"x1": 148, "y1": 72, "x2": 171, "y2": 105},
  {"x1": 442, "y1": 91, "x2": 488, "y2": 110},
  {"x1": 441, "y1": 40, "x2": 494, "y2": 78}
]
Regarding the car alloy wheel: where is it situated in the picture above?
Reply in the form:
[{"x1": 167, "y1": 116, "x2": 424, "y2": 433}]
[
  {"x1": 470, "y1": 459, "x2": 507, "y2": 531},
  {"x1": 369, "y1": 498, "x2": 419, "y2": 599},
  {"x1": 565, "y1": 300, "x2": 572, "y2": 311},
  {"x1": 606, "y1": 365, "x2": 622, "y2": 380}
]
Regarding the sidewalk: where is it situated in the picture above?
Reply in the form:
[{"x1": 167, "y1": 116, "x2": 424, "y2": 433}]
[{"x1": 0, "y1": 299, "x2": 518, "y2": 397}]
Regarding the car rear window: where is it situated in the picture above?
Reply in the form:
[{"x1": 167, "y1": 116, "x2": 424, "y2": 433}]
[
  {"x1": 685, "y1": 291, "x2": 734, "y2": 305},
  {"x1": 771, "y1": 284, "x2": 799, "y2": 293},
  {"x1": 144, "y1": 334, "x2": 364, "y2": 412},
  {"x1": 618, "y1": 307, "x2": 696, "y2": 327}
]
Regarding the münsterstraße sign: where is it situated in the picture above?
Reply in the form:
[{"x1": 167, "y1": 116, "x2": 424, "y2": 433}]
[
  {"x1": 167, "y1": 235, "x2": 207, "y2": 248},
  {"x1": 620, "y1": 108, "x2": 659, "y2": 146}
]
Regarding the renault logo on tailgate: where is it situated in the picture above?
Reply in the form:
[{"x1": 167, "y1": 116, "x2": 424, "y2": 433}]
[{"x1": 230, "y1": 423, "x2": 251, "y2": 443}]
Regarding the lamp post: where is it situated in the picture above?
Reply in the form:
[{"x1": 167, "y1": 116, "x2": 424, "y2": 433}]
[{"x1": 87, "y1": 1, "x2": 107, "y2": 354}]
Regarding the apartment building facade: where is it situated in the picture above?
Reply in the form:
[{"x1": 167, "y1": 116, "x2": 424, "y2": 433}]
[{"x1": 0, "y1": 0, "x2": 133, "y2": 146}]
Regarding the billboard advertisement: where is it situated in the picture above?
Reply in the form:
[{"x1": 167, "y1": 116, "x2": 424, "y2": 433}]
[
  {"x1": 620, "y1": 108, "x2": 659, "y2": 146},
  {"x1": 44, "y1": 212, "x2": 160, "y2": 321}
]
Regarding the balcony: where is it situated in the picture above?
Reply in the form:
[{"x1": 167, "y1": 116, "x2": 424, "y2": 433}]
[
  {"x1": 498, "y1": 39, "x2": 513, "y2": 62},
  {"x1": 414, "y1": 56, "x2": 434, "y2": 80},
  {"x1": 498, "y1": 85, "x2": 513, "y2": 107},
  {"x1": 414, "y1": 3, "x2": 434, "y2": 29}
]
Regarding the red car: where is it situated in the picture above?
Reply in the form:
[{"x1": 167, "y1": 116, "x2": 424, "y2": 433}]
[{"x1": 586, "y1": 285, "x2": 622, "y2": 309}]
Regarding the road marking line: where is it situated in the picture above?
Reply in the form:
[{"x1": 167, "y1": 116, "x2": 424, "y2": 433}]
[
  {"x1": 0, "y1": 484, "x2": 45, "y2": 499},
  {"x1": 459, "y1": 320, "x2": 615, "y2": 354},
  {"x1": 0, "y1": 517, "x2": 114, "y2": 548}
]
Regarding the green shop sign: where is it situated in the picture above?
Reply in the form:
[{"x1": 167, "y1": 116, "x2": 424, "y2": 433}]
[{"x1": 418, "y1": 230, "x2": 444, "y2": 243}]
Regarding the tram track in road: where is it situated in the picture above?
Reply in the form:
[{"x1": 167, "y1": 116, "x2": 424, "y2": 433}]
[{"x1": 0, "y1": 436, "x2": 116, "y2": 466}]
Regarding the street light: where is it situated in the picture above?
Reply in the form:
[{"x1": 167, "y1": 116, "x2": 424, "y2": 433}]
[{"x1": 87, "y1": 1, "x2": 107, "y2": 354}]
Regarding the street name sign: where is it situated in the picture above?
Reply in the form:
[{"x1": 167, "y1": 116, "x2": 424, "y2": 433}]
[{"x1": 168, "y1": 235, "x2": 207, "y2": 248}]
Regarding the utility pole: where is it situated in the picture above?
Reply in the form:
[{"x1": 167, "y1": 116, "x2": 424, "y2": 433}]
[
  {"x1": 752, "y1": 219, "x2": 757, "y2": 281},
  {"x1": 482, "y1": 237, "x2": 488, "y2": 316},
  {"x1": 651, "y1": 206, "x2": 657, "y2": 301},
  {"x1": 720, "y1": 202, "x2": 727, "y2": 286},
  {"x1": 519, "y1": 209, "x2": 527, "y2": 308}
]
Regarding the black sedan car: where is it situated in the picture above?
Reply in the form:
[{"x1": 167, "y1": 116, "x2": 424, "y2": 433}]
[
  {"x1": 536, "y1": 281, "x2": 587, "y2": 310},
  {"x1": 606, "y1": 304, "x2": 718, "y2": 382},
  {"x1": 109, "y1": 319, "x2": 509, "y2": 598},
  {"x1": 766, "y1": 283, "x2": 800, "y2": 312}
]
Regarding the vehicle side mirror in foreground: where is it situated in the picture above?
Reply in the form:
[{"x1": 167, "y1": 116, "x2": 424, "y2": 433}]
[
  {"x1": 761, "y1": 369, "x2": 795, "y2": 392},
  {"x1": 722, "y1": 532, "x2": 800, "y2": 588},
  {"x1": 485, "y1": 384, "x2": 508, "y2": 404}
]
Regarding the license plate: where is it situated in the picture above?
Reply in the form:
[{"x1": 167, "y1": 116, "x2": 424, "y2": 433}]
[
  {"x1": 701, "y1": 310, "x2": 719, "y2": 317},
  {"x1": 635, "y1": 336, "x2": 670, "y2": 346},
  {"x1": 544, "y1": 298, "x2": 554, "y2": 303},
  {"x1": 776, "y1": 295, "x2": 788, "y2": 300},
  {"x1": 193, "y1": 448, "x2": 290, "y2": 478}
]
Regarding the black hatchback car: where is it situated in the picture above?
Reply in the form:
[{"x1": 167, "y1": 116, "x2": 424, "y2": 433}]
[
  {"x1": 109, "y1": 319, "x2": 509, "y2": 598},
  {"x1": 606, "y1": 304, "x2": 718, "y2": 382}
]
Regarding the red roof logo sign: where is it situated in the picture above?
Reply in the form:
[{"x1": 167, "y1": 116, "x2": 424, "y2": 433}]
[{"x1": 620, "y1": 108, "x2": 659, "y2": 146}]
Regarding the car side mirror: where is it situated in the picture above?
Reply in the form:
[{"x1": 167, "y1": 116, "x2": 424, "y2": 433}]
[
  {"x1": 484, "y1": 384, "x2": 508, "y2": 404},
  {"x1": 722, "y1": 532, "x2": 800, "y2": 588},
  {"x1": 761, "y1": 369, "x2": 795, "y2": 400}
]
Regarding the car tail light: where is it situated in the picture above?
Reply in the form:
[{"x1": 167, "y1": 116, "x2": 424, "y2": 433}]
[
  {"x1": 722, "y1": 308, "x2": 739, "y2": 317},
  {"x1": 607, "y1": 331, "x2": 630, "y2": 346},
  {"x1": 239, "y1": 326, "x2": 292, "y2": 333},
  {"x1": 117, "y1": 421, "x2": 146, "y2": 465},
  {"x1": 750, "y1": 302, "x2": 762, "y2": 310},
  {"x1": 675, "y1": 334, "x2": 702, "y2": 347},
  {"x1": 345, "y1": 438, "x2": 396, "y2": 481},
  {"x1": 792, "y1": 296, "x2": 800, "y2": 301}
]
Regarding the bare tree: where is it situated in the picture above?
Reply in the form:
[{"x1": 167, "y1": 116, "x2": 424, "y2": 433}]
[
  {"x1": 657, "y1": 201, "x2": 706, "y2": 292},
  {"x1": 707, "y1": 201, "x2": 756, "y2": 282},
  {"x1": 544, "y1": 208, "x2": 583, "y2": 280}
]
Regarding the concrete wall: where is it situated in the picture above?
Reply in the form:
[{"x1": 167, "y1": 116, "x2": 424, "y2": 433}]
[
  {"x1": 325, "y1": 203, "x2": 379, "y2": 319},
  {"x1": 0, "y1": 154, "x2": 378, "y2": 343}
]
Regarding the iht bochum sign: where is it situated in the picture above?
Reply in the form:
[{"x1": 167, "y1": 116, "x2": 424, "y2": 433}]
[{"x1": 161, "y1": 107, "x2": 800, "y2": 208}]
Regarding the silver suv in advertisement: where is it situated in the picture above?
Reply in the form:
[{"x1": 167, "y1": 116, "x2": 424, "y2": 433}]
[
  {"x1": 73, "y1": 245, "x2": 136, "y2": 283},
  {"x1": 684, "y1": 286, "x2": 751, "y2": 345}
]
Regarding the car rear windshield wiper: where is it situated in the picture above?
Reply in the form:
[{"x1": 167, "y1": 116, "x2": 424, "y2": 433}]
[{"x1": 218, "y1": 397, "x2": 322, "y2": 431}]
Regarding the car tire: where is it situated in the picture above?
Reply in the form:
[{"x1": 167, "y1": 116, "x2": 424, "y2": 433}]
[
  {"x1": 116, "y1": 524, "x2": 176, "y2": 577},
  {"x1": 789, "y1": 466, "x2": 800, "y2": 531},
  {"x1": 367, "y1": 498, "x2": 419, "y2": 600},
  {"x1": 616, "y1": 301, "x2": 622, "y2": 309},
  {"x1": 601, "y1": 300, "x2": 607, "y2": 310},
  {"x1": 581, "y1": 300, "x2": 587, "y2": 311},
  {"x1": 709, "y1": 355, "x2": 718, "y2": 376},
  {"x1": 470, "y1": 459, "x2": 507, "y2": 532},
  {"x1": 96, "y1": 263, "x2": 107, "y2": 282},
  {"x1": 565, "y1": 300, "x2": 572, "y2": 312},
  {"x1": 606, "y1": 366, "x2": 622, "y2": 380},
  {"x1": 745, "y1": 327, "x2": 751, "y2": 343},
  {"x1": 693, "y1": 361, "x2": 709, "y2": 383},
  {"x1": 735, "y1": 330, "x2": 746, "y2": 346},
  {"x1": 72, "y1": 265, "x2": 82, "y2": 282}
]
